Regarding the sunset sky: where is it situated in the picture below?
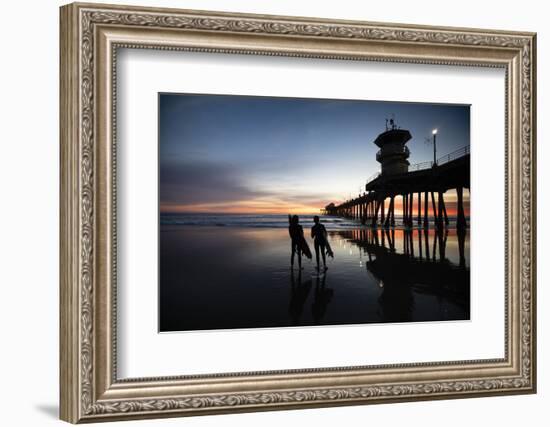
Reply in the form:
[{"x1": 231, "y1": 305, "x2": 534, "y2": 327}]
[{"x1": 159, "y1": 94, "x2": 470, "y2": 215}]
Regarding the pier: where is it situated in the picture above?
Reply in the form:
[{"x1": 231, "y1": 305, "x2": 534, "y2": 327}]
[{"x1": 323, "y1": 120, "x2": 469, "y2": 229}]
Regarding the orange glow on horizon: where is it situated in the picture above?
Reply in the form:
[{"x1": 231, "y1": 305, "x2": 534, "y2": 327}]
[
  {"x1": 161, "y1": 199, "x2": 330, "y2": 215},
  {"x1": 161, "y1": 191, "x2": 470, "y2": 216}
]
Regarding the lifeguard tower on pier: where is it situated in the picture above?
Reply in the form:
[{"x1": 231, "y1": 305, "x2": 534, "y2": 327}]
[{"x1": 374, "y1": 118, "x2": 412, "y2": 176}]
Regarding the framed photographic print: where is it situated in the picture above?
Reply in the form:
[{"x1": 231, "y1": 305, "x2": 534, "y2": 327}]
[{"x1": 60, "y1": 2, "x2": 537, "y2": 423}]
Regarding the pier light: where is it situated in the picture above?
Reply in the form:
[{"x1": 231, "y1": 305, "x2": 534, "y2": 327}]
[{"x1": 432, "y1": 129, "x2": 438, "y2": 165}]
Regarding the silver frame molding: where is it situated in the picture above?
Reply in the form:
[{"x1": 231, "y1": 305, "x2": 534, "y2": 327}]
[{"x1": 60, "y1": 2, "x2": 537, "y2": 423}]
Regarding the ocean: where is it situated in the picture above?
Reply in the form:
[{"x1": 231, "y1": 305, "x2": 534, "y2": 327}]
[{"x1": 160, "y1": 213, "x2": 469, "y2": 230}]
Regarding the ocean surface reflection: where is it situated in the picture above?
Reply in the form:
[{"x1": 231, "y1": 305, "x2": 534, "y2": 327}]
[{"x1": 159, "y1": 225, "x2": 470, "y2": 332}]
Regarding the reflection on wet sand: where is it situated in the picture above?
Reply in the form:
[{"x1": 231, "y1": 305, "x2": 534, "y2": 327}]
[
  {"x1": 328, "y1": 227, "x2": 469, "y2": 324},
  {"x1": 312, "y1": 275, "x2": 334, "y2": 325},
  {"x1": 159, "y1": 225, "x2": 469, "y2": 331},
  {"x1": 288, "y1": 271, "x2": 311, "y2": 325},
  {"x1": 289, "y1": 272, "x2": 334, "y2": 325},
  {"x1": 285, "y1": 227, "x2": 469, "y2": 325}
]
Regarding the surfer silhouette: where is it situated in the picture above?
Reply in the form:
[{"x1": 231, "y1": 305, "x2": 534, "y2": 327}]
[
  {"x1": 311, "y1": 215, "x2": 334, "y2": 272},
  {"x1": 288, "y1": 215, "x2": 312, "y2": 269}
]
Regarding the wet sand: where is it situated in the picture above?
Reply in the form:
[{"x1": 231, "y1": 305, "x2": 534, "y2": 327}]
[{"x1": 159, "y1": 226, "x2": 470, "y2": 332}]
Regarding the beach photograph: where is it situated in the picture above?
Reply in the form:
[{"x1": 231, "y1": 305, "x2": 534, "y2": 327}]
[{"x1": 159, "y1": 93, "x2": 470, "y2": 332}]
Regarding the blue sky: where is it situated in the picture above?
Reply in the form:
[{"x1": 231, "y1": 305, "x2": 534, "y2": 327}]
[{"x1": 159, "y1": 93, "x2": 470, "y2": 213}]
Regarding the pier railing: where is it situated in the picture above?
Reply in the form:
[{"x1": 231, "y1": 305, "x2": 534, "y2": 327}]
[
  {"x1": 436, "y1": 145, "x2": 470, "y2": 166},
  {"x1": 364, "y1": 144, "x2": 470, "y2": 188},
  {"x1": 408, "y1": 145, "x2": 470, "y2": 172}
]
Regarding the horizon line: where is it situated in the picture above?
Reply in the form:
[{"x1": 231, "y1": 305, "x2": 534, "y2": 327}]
[{"x1": 160, "y1": 211, "x2": 471, "y2": 217}]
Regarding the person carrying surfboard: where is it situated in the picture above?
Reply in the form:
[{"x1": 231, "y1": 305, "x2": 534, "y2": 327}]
[
  {"x1": 311, "y1": 215, "x2": 333, "y2": 272},
  {"x1": 288, "y1": 215, "x2": 312, "y2": 269}
]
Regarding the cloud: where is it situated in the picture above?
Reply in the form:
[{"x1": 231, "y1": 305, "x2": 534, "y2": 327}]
[
  {"x1": 159, "y1": 158, "x2": 339, "y2": 213},
  {"x1": 160, "y1": 159, "x2": 268, "y2": 207}
]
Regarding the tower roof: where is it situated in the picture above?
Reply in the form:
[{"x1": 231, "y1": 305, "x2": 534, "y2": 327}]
[{"x1": 373, "y1": 129, "x2": 412, "y2": 148}]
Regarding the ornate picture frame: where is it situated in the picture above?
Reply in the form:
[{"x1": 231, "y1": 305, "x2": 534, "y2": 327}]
[{"x1": 60, "y1": 2, "x2": 536, "y2": 423}]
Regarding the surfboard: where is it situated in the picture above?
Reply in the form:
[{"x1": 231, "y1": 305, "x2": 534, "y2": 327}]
[
  {"x1": 319, "y1": 227, "x2": 334, "y2": 258},
  {"x1": 289, "y1": 215, "x2": 312, "y2": 259},
  {"x1": 299, "y1": 235, "x2": 313, "y2": 259},
  {"x1": 325, "y1": 239, "x2": 334, "y2": 258}
]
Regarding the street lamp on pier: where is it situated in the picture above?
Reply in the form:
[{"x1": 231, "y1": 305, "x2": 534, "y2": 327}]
[{"x1": 432, "y1": 128, "x2": 438, "y2": 166}]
